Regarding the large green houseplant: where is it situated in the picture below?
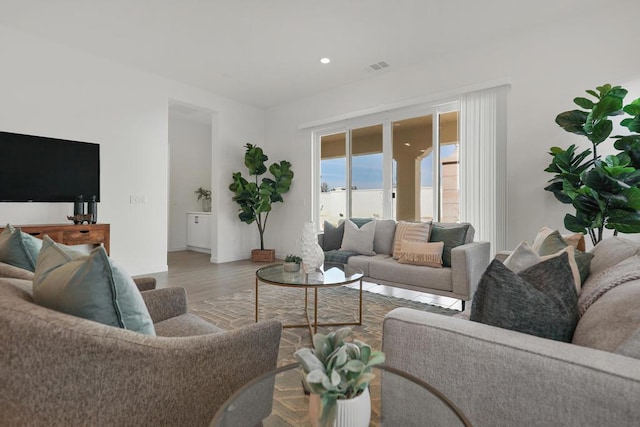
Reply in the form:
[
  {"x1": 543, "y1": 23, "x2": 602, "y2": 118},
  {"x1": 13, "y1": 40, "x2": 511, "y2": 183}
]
[
  {"x1": 544, "y1": 84, "x2": 640, "y2": 245},
  {"x1": 229, "y1": 143, "x2": 293, "y2": 260}
]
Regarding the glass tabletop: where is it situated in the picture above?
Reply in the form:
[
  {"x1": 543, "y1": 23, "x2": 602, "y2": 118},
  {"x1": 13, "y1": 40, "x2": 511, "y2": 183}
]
[
  {"x1": 256, "y1": 263, "x2": 364, "y2": 287},
  {"x1": 210, "y1": 363, "x2": 472, "y2": 427}
]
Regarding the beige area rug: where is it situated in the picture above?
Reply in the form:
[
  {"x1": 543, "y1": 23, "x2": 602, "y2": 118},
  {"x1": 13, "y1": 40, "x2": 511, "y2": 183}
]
[{"x1": 190, "y1": 285, "x2": 457, "y2": 426}]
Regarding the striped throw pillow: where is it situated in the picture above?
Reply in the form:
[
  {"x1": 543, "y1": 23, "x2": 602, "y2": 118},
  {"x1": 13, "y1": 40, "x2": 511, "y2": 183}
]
[{"x1": 392, "y1": 221, "x2": 431, "y2": 259}]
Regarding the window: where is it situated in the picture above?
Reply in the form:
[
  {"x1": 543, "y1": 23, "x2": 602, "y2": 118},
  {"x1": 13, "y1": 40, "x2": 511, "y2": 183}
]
[{"x1": 312, "y1": 85, "x2": 508, "y2": 251}]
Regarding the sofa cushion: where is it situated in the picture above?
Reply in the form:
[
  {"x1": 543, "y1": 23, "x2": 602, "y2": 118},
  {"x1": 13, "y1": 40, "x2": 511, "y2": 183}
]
[
  {"x1": 392, "y1": 221, "x2": 431, "y2": 259},
  {"x1": 373, "y1": 219, "x2": 397, "y2": 255},
  {"x1": 340, "y1": 219, "x2": 376, "y2": 255},
  {"x1": 429, "y1": 223, "x2": 470, "y2": 268},
  {"x1": 588, "y1": 236, "x2": 640, "y2": 277},
  {"x1": 470, "y1": 254, "x2": 578, "y2": 342},
  {"x1": 33, "y1": 236, "x2": 155, "y2": 335},
  {"x1": 0, "y1": 224, "x2": 42, "y2": 272},
  {"x1": 322, "y1": 221, "x2": 344, "y2": 251},
  {"x1": 368, "y1": 257, "x2": 452, "y2": 292},
  {"x1": 154, "y1": 313, "x2": 223, "y2": 337},
  {"x1": 504, "y1": 241, "x2": 581, "y2": 294},
  {"x1": 397, "y1": 240, "x2": 444, "y2": 268},
  {"x1": 536, "y1": 230, "x2": 593, "y2": 284},
  {"x1": 347, "y1": 254, "x2": 390, "y2": 277}
]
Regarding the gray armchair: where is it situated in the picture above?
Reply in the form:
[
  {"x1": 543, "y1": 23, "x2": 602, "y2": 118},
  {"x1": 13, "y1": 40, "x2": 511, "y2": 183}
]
[{"x1": 0, "y1": 277, "x2": 282, "y2": 426}]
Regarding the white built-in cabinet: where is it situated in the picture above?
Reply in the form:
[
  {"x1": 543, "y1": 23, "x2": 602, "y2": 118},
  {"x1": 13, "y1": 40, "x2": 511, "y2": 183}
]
[{"x1": 186, "y1": 212, "x2": 211, "y2": 253}]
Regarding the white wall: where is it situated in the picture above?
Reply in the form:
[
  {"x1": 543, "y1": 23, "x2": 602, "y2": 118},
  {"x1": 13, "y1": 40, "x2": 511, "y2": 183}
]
[
  {"x1": 168, "y1": 113, "x2": 212, "y2": 251},
  {"x1": 0, "y1": 24, "x2": 265, "y2": 274},
  {"x1": 265, "y1": 7, "x2": 640, "y2": 255}
]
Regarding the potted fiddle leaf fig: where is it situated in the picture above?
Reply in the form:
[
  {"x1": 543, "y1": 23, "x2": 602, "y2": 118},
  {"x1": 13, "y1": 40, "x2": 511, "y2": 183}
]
[
  {"x1": 545, "y1": 84, "x2": 640, "y2": 245},
  {"x1": 229, "y1": 143, "x2": 294, "y2": 262},
  {"x1": 294, "y1": 327, "x2": 385, "y2": 427}
]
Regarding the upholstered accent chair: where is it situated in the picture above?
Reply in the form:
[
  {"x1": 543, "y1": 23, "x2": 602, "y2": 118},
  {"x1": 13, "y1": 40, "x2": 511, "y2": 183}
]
[{"x1": 0, "y1": 276, "x2": 282, "y2": 426}]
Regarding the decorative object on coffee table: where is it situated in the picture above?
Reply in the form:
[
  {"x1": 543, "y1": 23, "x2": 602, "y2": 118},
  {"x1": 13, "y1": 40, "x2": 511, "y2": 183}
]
[
  {"x1": 194, "y1": 187, "x2": 212, "y2": 212},
  {"x1": 283, "y1": 254, "x2": 302, "y2": 272},
  {"x1": 229, "y1": 143, "x2": 294, "y2": 262},
  {"x1": 544, "y1": 83, "x2": 640, "y2": 245},
  {"x1": 294, "y1": 327, "x2": 385, "y2": 427},
  {"x1": 302, "y1": 221, "x2": 324, "y2": 273}
]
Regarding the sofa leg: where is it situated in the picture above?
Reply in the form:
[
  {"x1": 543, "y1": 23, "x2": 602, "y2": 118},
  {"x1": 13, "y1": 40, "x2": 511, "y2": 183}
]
[{"x1": 461, "y1": 300, "x2": 465, "y2": 312}]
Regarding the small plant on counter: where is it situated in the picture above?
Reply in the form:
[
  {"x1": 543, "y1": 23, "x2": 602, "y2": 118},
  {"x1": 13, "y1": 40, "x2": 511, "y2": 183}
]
[
  {"x1": 194, "y1": 187, "x2": 212, "y2": 201},
  {"x1": 294, "y1": 327, "x2": 385, "y2": 426}
]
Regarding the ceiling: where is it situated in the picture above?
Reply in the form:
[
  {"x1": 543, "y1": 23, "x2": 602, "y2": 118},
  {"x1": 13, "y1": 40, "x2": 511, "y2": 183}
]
[{"x1": 0, "y1": 0, "x2": 607, "y2": 108}]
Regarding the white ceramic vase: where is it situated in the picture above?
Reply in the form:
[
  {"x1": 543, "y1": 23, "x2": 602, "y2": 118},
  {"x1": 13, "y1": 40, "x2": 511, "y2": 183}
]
[
  {"x1": 301, "y1": 221, "x2": 324, "y2": 273},
  {"x1": 309, "y1": 388, "x2": 371, "y2": 427}
]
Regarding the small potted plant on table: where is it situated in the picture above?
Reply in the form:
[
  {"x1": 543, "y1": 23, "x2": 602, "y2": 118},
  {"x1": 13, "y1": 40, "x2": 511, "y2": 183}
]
[
  {"x1": 283, "y1": 254, "x2": 302, "y2": 272},
  {"x1": 294, "y1": 327, "x2": 385, "y2": 427}
]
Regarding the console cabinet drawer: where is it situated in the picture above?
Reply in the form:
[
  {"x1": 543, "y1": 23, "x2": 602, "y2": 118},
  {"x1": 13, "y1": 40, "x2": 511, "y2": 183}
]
[
  {"x1": 0, "y1": 223, "x2": 110, "y2": 255},
  {"x1": 63, "y1": 229, "x2": 106, "y2": 245}
]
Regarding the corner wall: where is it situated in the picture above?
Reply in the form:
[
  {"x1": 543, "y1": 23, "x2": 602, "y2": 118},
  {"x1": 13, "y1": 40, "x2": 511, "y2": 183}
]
[
  {"x1": 264, "y1": 7, "x2": 640, "y2": 254},
  {"x1": 0, "y1": 24, "x2": 265, "y2": 274}
]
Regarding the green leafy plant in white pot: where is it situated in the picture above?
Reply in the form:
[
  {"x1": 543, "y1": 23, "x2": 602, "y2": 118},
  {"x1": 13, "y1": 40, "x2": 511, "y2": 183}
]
[
  {"x1": 194, "y1": 187, "x2": 212, "y2": 212},
  {"x1": 294, "y1": 327, "x2": 385, "y2": 427},
  {"x1": 283, "y1": 254, "x2": 302, "y2": 272}
]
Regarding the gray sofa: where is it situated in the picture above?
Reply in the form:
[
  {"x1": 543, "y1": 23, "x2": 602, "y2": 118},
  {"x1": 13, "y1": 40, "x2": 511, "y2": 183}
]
[
  {"x1": 382, "y1": 236, "x2": 640, "y2": 427},
  {"x1": 321, "y1": 220, "x2": 490, "y2": 309},
  {"x1": 0, "y1": 262, "x2": 282, "y2": 426}
]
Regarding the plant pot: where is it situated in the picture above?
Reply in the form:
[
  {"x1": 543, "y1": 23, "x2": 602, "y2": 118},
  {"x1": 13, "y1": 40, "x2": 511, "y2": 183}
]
[
  {"x1": 251, "y1": 249, "x2": 275, "y2": 262},
  {"x1": 309, "y1": 388, "x2": 371, "y2": 427},
  {"x1": 283, "y1": 262, "x2": 300, "y2": 272}
]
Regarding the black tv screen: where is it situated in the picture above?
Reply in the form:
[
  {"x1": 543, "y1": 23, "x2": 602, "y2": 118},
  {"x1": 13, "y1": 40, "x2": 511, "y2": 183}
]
[{"x1": 0, "y1": 131, "x2": 100, "y2": 202}]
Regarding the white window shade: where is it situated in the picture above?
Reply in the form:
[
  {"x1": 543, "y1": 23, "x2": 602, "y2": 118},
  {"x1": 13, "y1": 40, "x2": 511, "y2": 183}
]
[{"x1": 459, "y1": 86, "x2": 508, "y2": 252}]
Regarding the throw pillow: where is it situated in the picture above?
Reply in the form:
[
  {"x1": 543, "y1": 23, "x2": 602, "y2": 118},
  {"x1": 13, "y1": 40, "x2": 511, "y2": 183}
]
[
  {"x1": 392, "y1": 221, "x2": 431, "y2": 260},
  {"x1": 531, "y1": 226, "x2": 584, "y2": 252},
  {"x1": 322, "y1": 221, "x2": 344, "y2": 251},
  {"x1": 340, "y1": 219, "x2": 376, "y2": 256},
  {"x1": 429, "y1": 223, "x2": 470, "y2": 268},
  {"x1": 349, "y1": 218, "x2": 373, "y2": 228},
  {"x1": 504, "y1": 241, "x2": 581, "y2": 294},
  {"x1": 373, "y1": 219, "x2": 397, "y2": 255},
  {"x1": 537, "y1": 230, "x2": 594, "y2": 284},
  {"x1": 588, "y1": 236, "x2": 640, "y2": 277},
  {"x1": 33, "y1": 236, "x2": 155, "y2": 335},
  {"x1": 397, "y1": 240, "x2": 444, "y2": 268},
  {"x1": 470, "y1": 254, "x2": 579, "y2": 342},
  {"x1": 0, "y1": 224, "x2": 43, "y2": 272}
]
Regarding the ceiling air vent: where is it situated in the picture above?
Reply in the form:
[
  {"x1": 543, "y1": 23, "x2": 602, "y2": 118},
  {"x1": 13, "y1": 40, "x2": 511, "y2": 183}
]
[{"x1": 369, "y1": 61, "x2": 390, "y2": 71}]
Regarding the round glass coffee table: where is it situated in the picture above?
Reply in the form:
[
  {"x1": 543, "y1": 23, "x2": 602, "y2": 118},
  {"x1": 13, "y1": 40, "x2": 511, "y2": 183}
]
[
  {"x1": 255, "y1": 263, "x2": 364, "y2": 337},
  {"x1": 210, "y1": 363, "x2": 472, "y2": 426}
]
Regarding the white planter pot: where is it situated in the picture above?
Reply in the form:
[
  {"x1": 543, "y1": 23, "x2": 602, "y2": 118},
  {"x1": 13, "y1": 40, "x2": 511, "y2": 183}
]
[
  {"x1": 309, "y1": 388, "x2": 371, "y2": 427},
  {"x1": 283, "y1": 262, "x2": 301, "y2": 272}
]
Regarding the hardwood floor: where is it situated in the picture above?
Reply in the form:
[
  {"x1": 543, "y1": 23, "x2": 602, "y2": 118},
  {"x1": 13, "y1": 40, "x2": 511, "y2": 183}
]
[{"x1": 144, "y1": 250, "x2": 463, "y2": 310}]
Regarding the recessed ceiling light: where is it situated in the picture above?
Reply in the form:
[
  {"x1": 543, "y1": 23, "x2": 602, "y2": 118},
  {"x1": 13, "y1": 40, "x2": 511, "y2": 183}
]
[
  {"x1": 320, "y1": 57, "x2": 331, "y2": 64},
  {"x1": 404, "y1": 142, "x2": 411, "y2": 147}
]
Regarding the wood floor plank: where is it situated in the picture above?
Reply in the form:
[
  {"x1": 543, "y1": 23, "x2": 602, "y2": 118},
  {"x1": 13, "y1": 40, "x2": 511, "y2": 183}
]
[{"x1": 143, "y1": 250, "x2": 462, "y2": 309}]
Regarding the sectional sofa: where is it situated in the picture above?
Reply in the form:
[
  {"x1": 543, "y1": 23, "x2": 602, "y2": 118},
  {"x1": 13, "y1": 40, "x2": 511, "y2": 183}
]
[
  {"x1": 319, "y1": 219, "x2": 490, "y2": 309},
  {"x1": 382, "y1": 236, "x2": 640, "y2": 426}
]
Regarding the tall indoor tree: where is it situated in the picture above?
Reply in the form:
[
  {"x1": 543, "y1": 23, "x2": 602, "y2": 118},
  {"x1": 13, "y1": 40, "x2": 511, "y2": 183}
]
[
  {"x1": 545, "y1": 84, "x2": 640, "y2": 245},
  {"x1": 229, "y1": 143, "x2": 294, "y2": 256}
]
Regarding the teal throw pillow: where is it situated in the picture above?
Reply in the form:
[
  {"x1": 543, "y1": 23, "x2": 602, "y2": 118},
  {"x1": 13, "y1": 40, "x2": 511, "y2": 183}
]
[
  {"x1": 429, "y1": 224, "x2": 470, "y2": 267},
  {"x1": 33, "y1": 236, "x2": 155, "y2": 335},
  {"x1": 0, "y1": 224, "x2": 43, "y2": 272},
  {"x1": 537, "y1": 230, "x2": 594, "y2": 284},
  {"x1": 470, "y1": 253, "x2": 578, "y2": 342}
]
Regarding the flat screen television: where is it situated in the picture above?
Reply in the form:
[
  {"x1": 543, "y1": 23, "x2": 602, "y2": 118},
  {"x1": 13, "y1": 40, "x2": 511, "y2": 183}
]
[{"x1": 0, "y1": 131, "x2": 100, "y2": 202}]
